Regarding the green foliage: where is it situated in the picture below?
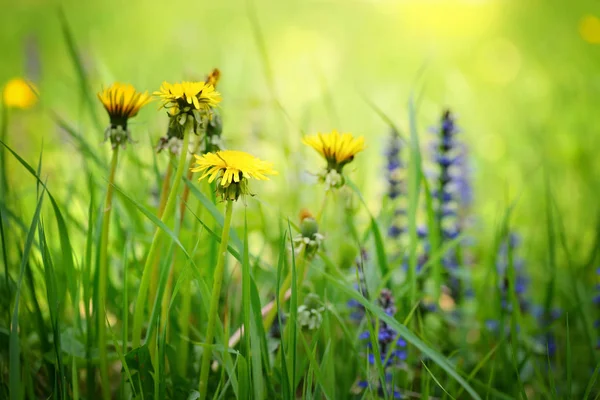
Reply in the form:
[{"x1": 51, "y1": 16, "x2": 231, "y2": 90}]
[{"x1": 2, "y1": 2, "x2": 600, "y2": 399}]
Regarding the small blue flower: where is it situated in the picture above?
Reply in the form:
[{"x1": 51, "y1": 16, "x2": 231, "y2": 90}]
[
  {"x1": 485, "y1": 319, "x2": 500, "y2": 332},
  {"x1": 393, "y1": 349, "x2": 407, "y2": 361},
  {"x1": 388, "y1": 225, "x2": 404, "y2": 238},
  {"x1": 367, "y1": 353, "x2": 376, "y2": 365}
]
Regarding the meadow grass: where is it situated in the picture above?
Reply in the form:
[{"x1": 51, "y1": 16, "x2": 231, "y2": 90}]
[{"x1": 1, "y1": 5, "x2": 600, "y2": 400}]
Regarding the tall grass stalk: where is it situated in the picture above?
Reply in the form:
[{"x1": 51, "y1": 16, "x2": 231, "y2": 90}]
[
  {"x1": 97, "y1": 146, "x2": 120, "y2": 400},
  {"x1": 199, "y1": 199, "x2": 234, "y2": 400},
  {"x1": 132, "y1": 125, "x2": 191, "y2": 349}
]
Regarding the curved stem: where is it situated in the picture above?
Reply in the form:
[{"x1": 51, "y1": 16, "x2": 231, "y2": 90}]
[
  {"x1": 131, "y1": 128, "x2": 191, "y2": 349},
  {"x1": 198, "y1": 200, "x2": 234, "y2": 400},
  {"x1": 98, "y1": 146, "x2": 120, "y2": 400}
]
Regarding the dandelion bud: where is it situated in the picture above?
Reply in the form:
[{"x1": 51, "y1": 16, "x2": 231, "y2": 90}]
[
  {"x1": 300, "y1": 215, "x2": 319, "y2": 238},
  {"x1": 293, "y1": 210, "x2": 324, "y2": 259}
]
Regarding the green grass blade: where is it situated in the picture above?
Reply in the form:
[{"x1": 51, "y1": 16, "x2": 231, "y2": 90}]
[
  {"x1": 406, "y1": 95, "x2": 422, "y2": 308},
  {"x1": 566, "y1": 313, "x2": 572, "y2": 398},
  {"x1": 276, "y1": 232, "x2": 292, "y2": 399},
  {"x1": 9, "y1": 186, "x2": 45, "y2": 400},
  {"x1": 287, "y1": 220, "x2": 298, "y2": 398},
  {"x1": 422, "y1": 360, "x2": 456, "y2": 400},
  {"x1": 583, "y1": 361, "x2": 600, "y2": 400},
  {"x1": 57, "y1": 7, "x2": 103, "y2": 133},
  {"x1": 346, "y1": 179, "x2": 389, "y2": 278}
]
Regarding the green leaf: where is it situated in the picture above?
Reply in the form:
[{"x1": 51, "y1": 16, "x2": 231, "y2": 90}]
[{"x1": 125, "y1": 344, "x2": 155, "y2": 399}]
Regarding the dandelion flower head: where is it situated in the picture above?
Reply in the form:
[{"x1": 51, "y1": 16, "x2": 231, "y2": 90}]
[
  {"x1": 97, "y1": 83, "x2": 151, "y2": 148},
  {"x1": 302, "y1": 130, "x2": 365, "y2": 172},
  {"x1": 302, "y1": 130, "x2": 365, "y2": 189},
  {"x1": 191, "y1": 150, "x2": 277, "y2": 201},
  {"x1": 154, "y1": 81, "x2": 221, "y2": 115}
]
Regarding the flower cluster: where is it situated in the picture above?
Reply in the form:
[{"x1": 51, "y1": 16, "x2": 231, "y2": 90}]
[
  {"x1": 303, "y1": 130, "x2": 365, "y2": 190},
  {"x1": 347, "y1": 249, "x2": 370, "y2": 321},
  {"x1": 385, "y1": 129, "x2": 406, "y2": 240},
  {"x1": 155, "y1": 70, "x2": 223, "y2": 156},
  {"x1": 191, "y1": 150, "x2": 277, "y2": 201},
  {"x1": 424, "y1": 109, "x2": 472, "y2": 297},
  {"x1": 531, "y1": 305, "x2": 562, "y2": 357},
  {"x1": 496, "y1": 233, "x2": 530, "y2": 314},
  {"x1": 154, "y1": 80, "x2": 221, "y2": 135},
  {"x1": 357, "y1": 289, "x2": 406, "y2": 399},
  {"x1": 97, "y1": 83, "x2": 152, "y2": 149}
]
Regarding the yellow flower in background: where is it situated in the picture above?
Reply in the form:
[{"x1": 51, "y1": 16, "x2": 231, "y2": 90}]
[
  {"x1": 579, "y1": 14, "x2": 600, "y2": 44},
  {"x1": 2, "y1": 78, "x2": 37, "y2": 109},
  {"x1": 303, "y1": 130, "x2": 365, "y2": 171},
  {"x1": 97, "y1": 83, "x2": 151, "y2": 148},
  {"x1": 154, "y1": 81, "x2": 221, "y2": 114},
  {"x1": 191, "y1": 150, "x2": 277, "y2": 201}
]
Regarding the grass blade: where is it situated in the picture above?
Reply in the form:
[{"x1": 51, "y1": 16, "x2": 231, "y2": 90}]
[{"x1": 9, "y1": 185, "x2": 46, "y2": 400}]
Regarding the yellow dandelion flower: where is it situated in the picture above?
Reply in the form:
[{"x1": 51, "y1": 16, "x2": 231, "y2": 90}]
[
  {"x1": 191, "y1": 150, "x2": 277, "y2": 201},
  {"x1": 3, "y1": 78, "x2": 38, "y2": 109},
  {"x1": 97, "y1": 83, "x2": 152, "y2": 148},
  {"x1": 154, "y1": 81, "x2": 221, "y2": 115},
  {"x1": 302, "y1": 130, "x2": 365, "y2": 170},
  {"x1": 302, "y1": 130, "x2": 365, "y2": 189}
]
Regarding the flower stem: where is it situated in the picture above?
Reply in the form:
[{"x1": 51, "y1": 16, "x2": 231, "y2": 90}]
[
  {"x1": 148, "y1": 159, "x2": 173, "y2": 334},
  {"x1": 98, "y1": 146, "x2": 120, "y2": 400},
  {"x1": 160, "y1": 154, "x2": 197, "y2": 341},
  {"x1": 131, "y1": 128, "x2": 191, "y2": 349},
  {"x1": 263, "y1": 254, "x2": 306, "y2": 332},
  {"x1": 198, "y1": 199, "x2": 234, "y2": 400},
  {"x1": 316, "y1": 191, "x2": 329, "y2": 223}
]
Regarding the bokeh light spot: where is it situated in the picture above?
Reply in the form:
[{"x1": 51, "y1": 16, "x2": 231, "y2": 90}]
[
  {"x1": 479, "y1": 132, "x2": 505, "y2": 162},
  {"x1": 476, "y1": 38, "x2": 521, "y2": 85}
]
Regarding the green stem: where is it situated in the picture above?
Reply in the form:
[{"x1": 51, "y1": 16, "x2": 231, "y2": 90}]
[
  {"x1": 178, "y1": 198, "x2": 205, "y2": 375},
  {"x1": 198, "y1": 200, "x2": 234, "y2": 400},
  {"x1": 132, "y1": 127, "x2": 191, "y2": 349},
  {"x1": 98, "y1": 146, "x2": 120, "y2": 400},
  {"x1": 264, "y1": 254, "x2": 307, "y2": 332}
]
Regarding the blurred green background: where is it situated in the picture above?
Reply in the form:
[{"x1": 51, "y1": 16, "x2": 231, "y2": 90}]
[{"x1": 2, "y1": 0, "x2": 600, "y2": 268}]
